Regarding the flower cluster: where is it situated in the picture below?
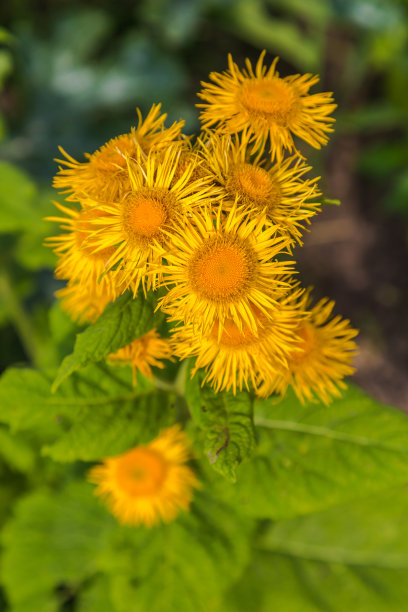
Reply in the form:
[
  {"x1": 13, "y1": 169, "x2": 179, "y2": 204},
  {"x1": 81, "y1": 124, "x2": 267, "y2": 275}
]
[{"x1": 47, "y1": 52, "x2": 358, "y2": 526}]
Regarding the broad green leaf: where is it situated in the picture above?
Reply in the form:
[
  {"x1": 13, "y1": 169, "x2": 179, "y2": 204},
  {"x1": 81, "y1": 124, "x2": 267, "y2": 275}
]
[
  {"x1": 0, "y1": 427, "x2": 35, "y2": 473},
  {"x1": 43, "y1": 387, "x2": 176, "y2": 462},
  {"x1": 0, "y1": 483, "x2": 115, "y2": 612},
  {"x1": 107, "y1": 492, "x2": 253, "y2": 612},
  {"x1": 0, "y1": 362, "x2": 176, "y2": 461},
  {"x1": 223, "y1": 384, "x2": 408, "y2": 519},
  {"x1": 228, "y1": 487, "x2": 408, "y2": 612},
  {"x1": 0, "y1": 162, "x2": 37, "y2": 233},
  {"x1": 53, "y1": 290, "x2": 162, "y2": 390},
  {"x1": 185, "y1": 373, "x2": 255, "y2": 481}
]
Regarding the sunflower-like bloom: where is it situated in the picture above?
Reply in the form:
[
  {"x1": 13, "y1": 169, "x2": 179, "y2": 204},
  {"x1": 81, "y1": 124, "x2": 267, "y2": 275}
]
[
  {"x1": 80, "y1": 145, "x2": 217, "y2": 294},
  {"x1": 157, "y1": 205, "x2": 296, "y2": 336},
  {"x1": 200, "y1": 132, "x2": 321, "y2": 242},
  {"x1": 56, "y1": 280, "x2": 114, "y2": 324},
  {"x1": 108, "y1": 330, "x2": 172, "y2": 384},
  {"x1": 45, "y1": 203, "x2": 119, "y2": 299},
  {"x1": 198, "y1": 51, "x2": 336, "y2": 160},
  {"x1": 258, "y1": 291, "x2": 358, "y2": 404},
  {"x1": 172, "y1": 287, "x2": 304, "y2": 394},
  {"x1": 54, "y1": 104, "x2": 184, "y2": 202},
  {"x1": 170, "y1": 135, "x2": 209, "y2": 186},
  {"x1": 88, "y1": 425, "x2": 199, "y2": 527}
]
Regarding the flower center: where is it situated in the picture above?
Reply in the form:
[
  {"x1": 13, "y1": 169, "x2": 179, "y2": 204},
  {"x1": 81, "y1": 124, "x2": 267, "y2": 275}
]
[
  {"x1": 228, "y1": 163, "x2": 281, "y2": 209},
  {"x1": 123, "y1": 189, "x2": 169, "y2": 242},
  {"x1": 92, "y1": 134, "x2": 138, "y2": 171},
  {"x1": 115, "y1": 447, "x2": 167, "y2": 496},
  {"x1": 239, "y1": 78, "x2": 299, "y2": 126},
  {"x1": 291, "y1": 323, "x2": 316, "y2": 365},
  {"x1": 189, "y1": 237, "x2": 255, "y2": 301},
  {"x1": 211, "y1": 318, "x2": 256, "y2": 347}
]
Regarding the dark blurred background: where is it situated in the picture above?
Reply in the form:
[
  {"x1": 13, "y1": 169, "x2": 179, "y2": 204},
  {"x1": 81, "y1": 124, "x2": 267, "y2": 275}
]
[{"x1": 0, "y1": 0, "x2": 407, "y2": 408}]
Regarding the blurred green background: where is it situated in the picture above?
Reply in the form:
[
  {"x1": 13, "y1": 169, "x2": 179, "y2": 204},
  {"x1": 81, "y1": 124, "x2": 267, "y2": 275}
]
[{"x1": 0, "y1": 0, "x2": 407, "y2": 399}]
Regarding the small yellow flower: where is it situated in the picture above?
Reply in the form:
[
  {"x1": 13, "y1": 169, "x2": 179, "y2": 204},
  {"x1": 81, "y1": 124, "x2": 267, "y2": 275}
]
[
  {"x1": 108, "y1": 330, "x2": 172, "y2": 384},
  {"x1": 80, "y1": 145, "x2": 216, "y2": 295},
  {"x1": 157, "y1": 205, "x2": 295, "y2": 336},
  {"x1": 200, "y1": 131, "x2": 321, "y2": 242},
  {"x1": 54, "y1": 104, "x2": 184, "y2": 202},
  {"x1": 56, "y1": 280, "x2": 114, "y2": 324},
  {"x1": 172, "y1": 288, "x2": 304, "y2": 394},
  {"x1": 258, "y1": 290, "x2": 359, "y2": 404},
  {"x1": 198, "y1": 51, "x2": 336, "y2": 160},
  {"x1": 88, "y1": 425, "x2": 199, "y2": 527}
]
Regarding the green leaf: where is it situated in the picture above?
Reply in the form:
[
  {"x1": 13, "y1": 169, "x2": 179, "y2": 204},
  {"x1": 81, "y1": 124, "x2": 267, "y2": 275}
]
[
  {"x1": 185, "y1": 372, "x2": 255, "y2": 481},
  {"x1": 228, "y1": 487, "x2": 408, "y2": 612},
  {"x1": 43, "y1": 386, "x2": 176, "y2": 462},
  {"x1": 0, "y1": 162, "x2": 38, "y2": 233},
  {"x1": 227, "y1": 384, "x2": 408, "y2": 519},
  {"x1": 0, "y1": 483, "x2": 115, "y2": 612},
  {"x1": 0, "y1": 362, "x2": 176, "y2": 461},
  {"x1": 107, "y1": 492, "x2": 253, "y2": 612},
  {"x1": 53, "y1": 290, "x2": 162, "y2": 390},
  {"x1": 0, "y1": 427, "x2": 35, "y2": 473}
]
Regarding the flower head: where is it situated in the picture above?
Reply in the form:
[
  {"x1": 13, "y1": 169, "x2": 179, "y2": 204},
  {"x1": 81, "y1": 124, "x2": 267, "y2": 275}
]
[
  {"x1": 172, "y1": 286, "x2": 304, "y2": 394},
  {"x1": 198, "y1": 52, "x2": 336, "y2": 160},
  {"x1": 80, "y1": 145, "x2": 216, "y2": 295},
  {"x1": 88, "y1": 425, "x2": 199, "y2": 527},
  {"x1": 108, "y1": 330, "x2": 172, "y2": 384},
  {"x1": 54, "y1": 104, "x2": 184, "y2": 203},
  {"x1": 157, "y1": 205, "x2": 296, "y2": 336},
  {"x1": 258, "y1": 290, "x2": 359, "y2": 404},
  {"x1": 201, "y1": 132, "x2": 321, "y2": 242},
  {"x1": 56, "y1": 280, "x2": 114, "y2": 324}
]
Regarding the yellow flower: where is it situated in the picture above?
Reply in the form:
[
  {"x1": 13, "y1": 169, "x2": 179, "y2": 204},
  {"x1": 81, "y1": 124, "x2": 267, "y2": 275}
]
[
  {"x1": 200, "y1": 131, "x2": 321, "y2": 242},
  {"x1": 88, "y1": 425, "x2": 199, "y2": 527},
  {"x1": 56, "y1": 280, "x2": 114, "y2": 324},
  {"x1": 81, "y1": 145, "x2": 216, "y2": 295},
  {"x1": 157, "y1": 205, "x2": 295, "y2": 336},
  {"x1": 197, "y1": 51, "x2": 336, "y2": 160},
  {"x1": 258, "y1": 291, "x2": 359, "y2": 404},
  {"x1": 170, "y1": 135, "x2": 209, "y2": 186},
  {"x1": 172, "y1": 287, "x2": 304, "y2": 394},
  {"x1": 46, "y1": 203, "x2": 118, "y2": 299},
  {"x1": 108, "y1": 330, "x2": 172, "y2": 384},
  {"x1": 54, "y1": 104, "x2": 184, "y2": 202}
]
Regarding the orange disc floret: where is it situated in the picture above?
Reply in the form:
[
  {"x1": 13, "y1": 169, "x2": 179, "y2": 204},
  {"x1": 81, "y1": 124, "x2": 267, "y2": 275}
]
[
  {"x1": 88, "y1": 425, "x2": 200, "y2": 527},
  {"x1": 197, "y1": 51, "x2": 336, "y2": 161}
]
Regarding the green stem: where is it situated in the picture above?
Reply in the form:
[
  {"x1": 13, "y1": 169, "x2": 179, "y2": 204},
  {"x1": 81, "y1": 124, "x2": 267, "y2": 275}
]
[{"x1": 0, "y1": 268, "x2": 43, "y2": 367}]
